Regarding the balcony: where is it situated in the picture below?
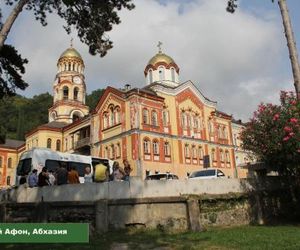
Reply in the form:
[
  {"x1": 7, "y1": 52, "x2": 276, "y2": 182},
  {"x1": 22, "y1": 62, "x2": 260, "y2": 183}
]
[{"x1": 75, "y1": 137, "x2": 90, "y2": 149}]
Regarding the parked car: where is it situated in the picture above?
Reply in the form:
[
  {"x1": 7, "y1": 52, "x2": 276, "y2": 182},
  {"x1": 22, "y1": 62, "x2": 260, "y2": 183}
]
[
  {"x1": 188, "y1": 168, "x2": 225, "y2": 179},
  {"x1": 145, "y1": 173, "x2": 179, "y2": 180}
]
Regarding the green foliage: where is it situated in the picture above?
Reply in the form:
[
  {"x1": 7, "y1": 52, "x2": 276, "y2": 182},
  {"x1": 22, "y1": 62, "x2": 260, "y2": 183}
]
[
  {"x1": 0, "y1": 44, "x2": 28, "y2": 99},
  {"x1": 241, "y1": 91, "x2": 300, "y2": 176},
  {"x1": 0, "y1": 0, "x2": 134, "y2": 99},
  {"x1": 3, "y1": 0, "x2": 135, "y2": 56},
  {"x1": 86, "y1": 89, "x2": 105, "y2": 111},
  {"x1": 0, "y1": 89, "x2": 104, "y2": 141}
]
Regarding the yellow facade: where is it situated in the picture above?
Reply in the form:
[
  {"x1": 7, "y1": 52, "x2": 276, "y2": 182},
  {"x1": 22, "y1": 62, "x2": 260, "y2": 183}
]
[
  {"x1": 0, "y1": 140, "x2": 25, "y2": 187},
  {"x1": 20, "y1": 45, "x2": 250, "y2": 180}
]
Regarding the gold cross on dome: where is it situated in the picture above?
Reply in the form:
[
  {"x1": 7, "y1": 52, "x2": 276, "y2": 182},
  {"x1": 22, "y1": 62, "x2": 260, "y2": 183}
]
[{"x1": 157, "y1": 41, "x2": 162, "y2": 53}]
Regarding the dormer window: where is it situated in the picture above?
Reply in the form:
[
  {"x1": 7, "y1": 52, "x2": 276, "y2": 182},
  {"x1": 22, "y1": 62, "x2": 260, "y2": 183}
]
[
  {"x1": 171, "y1": 67, "x2": 175, "y2": 82},
  {"x1": 148, "y1": 69, "x2": 153, "y2": 84},
  {"x1": 159, "y1": 66, "x2": 165, "y2": 81}
]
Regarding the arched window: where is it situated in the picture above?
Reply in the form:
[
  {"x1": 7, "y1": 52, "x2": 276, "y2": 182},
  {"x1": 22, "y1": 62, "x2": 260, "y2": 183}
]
[
  {"x1": 0, "y1": 157, "x2": 2, "y2": 168},
  {"x1": 111, "y1": 145, "x2": 115, "y2": 159},
  {"x1": 187, "y1": 114, "x2": 191, "y2": 127},
  {"x1": 218, "y1": 126, "x2": 222, "y2": 138},
  {"x1": 171, "y1": 68, "x2": 175, "y2": 82},
  {"x1": 158, "y1": 66, "x2": 165, "y2": 81},
  {"x1": 153, "y1": 140, "x2": 159, "y2": 155},
  {"x1": 192, "y1": 145, "x2": 197, "y2": 159},
  {"x1": 103, "y1": 112, "x2": 108, "y2": 129},
  {"x1": 68, "y1": 63, "x2": 71, "y2": 71},
  {"x1": 115, "y1": 107, "x2": 121, "y2": 124},
  {"x1": 143, "y1": 109, "x2": 149, "y2": 124},
  {"x1": 151, "y1": 111, "x2": 158, "y2": 126},
  {"x1": 7, "y1": 158, "x2": 12, "y2": 168},
  {"x1": 181, "y1": 112, "x2": 187, "y2": 127},
  {"x1": 198, "y1": 146, "x2": 203, "y2": 159},
  {"x1": 194, "y1": 116, "x2": 198, "y2": 128},
  {"x1": 208, "y1": 120, "x2": 214, "y2": 133},
  {"x1": 148, "y1": 69, "x2": 153, "y2": 84},
  {"x1": 74, "y1": 87, "x2": 79, "y2": 100},
  {"x1": 162, "y1": 110, "x2": 169, "y2": 126},
  {"x1": 220, "y1": 149, "x2": 224, "y2": 162},
  {"x1": 7, "y1": 176, "x2": 11, "y2": 186},
  {"x1": 143, "y1": 139, "x2": 150, "y2": 154},
  {"x1": 72, "y1": 113, "x2": 80, "y2": 122},
  {"x1": 63, "y1": 86, "x2": 69, "y2": 100},
  {"x1": 109, "y1": 106, "x2": 114, "y2": 126},
  {"x1": 105, "y1": 147, "x2": 109, "y2": 158},
  {"x1": 223, "y1": 127, "x2": 227, "y2": 139},
  {"x1": 116, "y1": 143, "x2": 121, "y2": 158},
  {"x1": 164, "y1": 142, "x2": 170, "y2": 156},
  {"x1": 225, "y1": 151, "x2": 230, "y2": 163},
  {"x1": 211, "y1": 149, "x2": 216, "y2": 162},
  {"x1": 56, "y1": 140, "x2": 61, "y2": 151},
  {"x1": 47, "y1": 138, "x2": 52, "y2": 149},
  {"x1": 184, "y1": 144, "x2": 190, "y2": 158}
]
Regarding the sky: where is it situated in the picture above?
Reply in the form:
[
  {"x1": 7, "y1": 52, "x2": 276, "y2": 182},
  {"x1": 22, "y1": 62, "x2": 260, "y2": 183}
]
[{"x1": 1, "y1": 0, "x2": 300, "y2": 121}]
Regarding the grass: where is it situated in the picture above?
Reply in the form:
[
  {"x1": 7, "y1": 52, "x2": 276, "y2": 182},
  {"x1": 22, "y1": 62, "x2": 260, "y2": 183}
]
[{"x1": 1, "y1": 225, "x2": 300, "y2": 249}]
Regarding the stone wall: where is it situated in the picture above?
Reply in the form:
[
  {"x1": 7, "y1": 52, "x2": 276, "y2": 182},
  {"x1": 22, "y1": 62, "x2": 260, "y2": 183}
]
[{"x1": 0, "y1": 177, "x2": 299, "y2": 233}]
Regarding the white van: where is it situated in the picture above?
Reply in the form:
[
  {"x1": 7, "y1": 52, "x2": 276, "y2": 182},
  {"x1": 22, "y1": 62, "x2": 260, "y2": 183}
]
[
  {"x1": 188, "y1": 168, "x2": 226, "y2": 180},
  {"x1": 16, "y1": 147, "x2": 114, "y2": 184}
]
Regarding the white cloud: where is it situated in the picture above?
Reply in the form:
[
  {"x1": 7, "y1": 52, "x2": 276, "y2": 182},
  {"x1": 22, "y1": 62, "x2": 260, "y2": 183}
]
[{"x1": 3, "y1": 0, "x2": 293, "y2": 121}]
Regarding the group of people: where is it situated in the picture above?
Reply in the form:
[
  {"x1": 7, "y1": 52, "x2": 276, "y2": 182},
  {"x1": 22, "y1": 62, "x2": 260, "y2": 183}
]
[
  {"x1": 26, "y1": 159, "x2": 132, "y2": 188},
  {"x1": 94, "y1": 159, "x2": 132, "y2": 182},
  {"x1": 27, "y1": 164, "x2": 81, "y2": 187}
]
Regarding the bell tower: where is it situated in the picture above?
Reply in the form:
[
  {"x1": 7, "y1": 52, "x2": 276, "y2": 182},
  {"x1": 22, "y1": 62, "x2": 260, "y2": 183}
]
[{"x1": 48, "y1": 42, "x2": 89, "y2": 123}]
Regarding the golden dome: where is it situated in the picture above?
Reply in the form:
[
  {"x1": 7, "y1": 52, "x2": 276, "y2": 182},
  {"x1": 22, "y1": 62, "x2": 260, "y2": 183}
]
[
  {"x1": 59, "y1": 47, "x2": 82, "y2": 60},
  {"x1": 147, "y1": 52, "x2": 175, "y2": 66}
]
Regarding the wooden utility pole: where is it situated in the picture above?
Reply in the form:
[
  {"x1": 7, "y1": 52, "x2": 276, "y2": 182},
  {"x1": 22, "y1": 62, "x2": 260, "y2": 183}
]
[{"x1": 278, "y1": 0, "x2": 300, "y2": 99}]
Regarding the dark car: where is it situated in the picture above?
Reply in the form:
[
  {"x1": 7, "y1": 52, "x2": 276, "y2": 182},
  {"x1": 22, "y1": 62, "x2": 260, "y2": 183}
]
[{"x1": 145, "y1": 173, "x2": 179, "y2": 180}]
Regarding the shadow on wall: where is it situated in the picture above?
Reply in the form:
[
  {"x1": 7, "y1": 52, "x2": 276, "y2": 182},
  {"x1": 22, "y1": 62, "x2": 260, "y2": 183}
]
[{"x1": 240, "y1": 176, "x2": 300, "y2": 225}]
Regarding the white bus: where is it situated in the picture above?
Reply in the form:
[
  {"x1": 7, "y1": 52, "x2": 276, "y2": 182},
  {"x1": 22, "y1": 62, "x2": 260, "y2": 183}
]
[{"x1": 16, "y1": 147, "x2": 114, "y2": 184}]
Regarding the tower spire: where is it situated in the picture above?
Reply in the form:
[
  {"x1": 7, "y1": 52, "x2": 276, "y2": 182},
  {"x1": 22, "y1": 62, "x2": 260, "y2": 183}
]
[{"x1": 70, "y1": 37, "x2": 73, "y2": 48}]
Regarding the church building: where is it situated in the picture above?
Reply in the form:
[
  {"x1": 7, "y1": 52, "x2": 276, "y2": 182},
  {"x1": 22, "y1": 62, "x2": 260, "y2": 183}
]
[{"x1": 1, "y1": 43, "x2": 251, "y2": 187}]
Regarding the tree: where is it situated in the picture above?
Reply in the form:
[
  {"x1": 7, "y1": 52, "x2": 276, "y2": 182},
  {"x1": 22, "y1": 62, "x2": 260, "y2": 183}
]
[
  {"x1": 0, "y1": 0, "x2": 134, "y2": 98},
  {"x1": 241, "y1": 91, "x2": 300, "y2": 176},
  {"x1": 226, "y1": 0, "x2": 300, "y2": 99},
  {"x1": 0, "y1": 44, "x2": 28, "y2": 99},
  {"x1": 86, "y1": 89, "x2": 105, "y2": 111}
]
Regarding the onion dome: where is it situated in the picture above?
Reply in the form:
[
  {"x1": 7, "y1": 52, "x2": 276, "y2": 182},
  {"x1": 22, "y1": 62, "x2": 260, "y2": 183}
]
[{"x1": 144, "y1": 42, "x2": 180, "y2": 85}]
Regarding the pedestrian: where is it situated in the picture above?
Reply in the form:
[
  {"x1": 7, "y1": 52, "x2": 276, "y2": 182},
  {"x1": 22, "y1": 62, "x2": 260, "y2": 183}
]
[
  {"x1": 48, "y1": 170, "x2": 56, "y2": 185},
  {"x1": 123, "y1": 159, "x2": 132, "y2": 181},
  {"x1": 68, "y1": 166, "x2": 80, "y2": 184},
  {"x1": 38, "y1": 167, "x2": 50, "y2": 187},
  {"x1": 84, "y1": 166, "x2": 93, "y2": 183},
  {"x1": 28, "y1": 169, "x2": 38, "y2": 187},
  {"x1": 56, "y1": 162, "x2": 68, "y2": 185},
  {"x1": 94, "y1": 163, "x2": 109, "y2": 182},
  {"x1": 113, "y1": 161, "x2": 125, "y2": 181}
]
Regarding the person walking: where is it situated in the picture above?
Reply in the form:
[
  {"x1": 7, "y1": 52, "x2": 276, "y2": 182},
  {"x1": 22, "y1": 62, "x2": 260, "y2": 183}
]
[
  {"x1": 113, "y1": 161, "x2": 125, "y2": 181},
  {"x1": 84, "y1": 166, "x2": 93, "y2": 183},
  {"x1": 68, "y1": 166, "x2": 80, "y2": 184},
  {"x1": 123, "y1": 159, "x2": 132, "y2": 181},
  {"x1": 56, "y1": 162, "x2": 68, "y2": 185},
  {"x1": 94, "y1": 163, "x2": 109, "y2": 182},
  {"x1": 38, "y1": 167, "x2": 50, "y2": 187},
  {"x1": 48, "y1": 170, "x2": 56, "y2": 185},
  {"x1": 28, "y1": 169, "x2": 38, "y2": 187}
]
